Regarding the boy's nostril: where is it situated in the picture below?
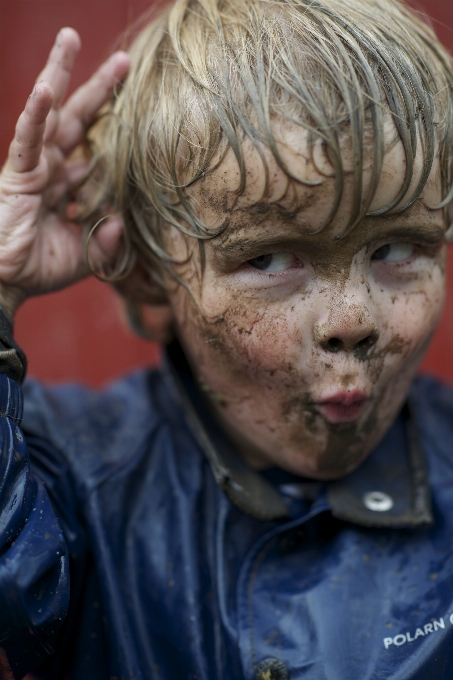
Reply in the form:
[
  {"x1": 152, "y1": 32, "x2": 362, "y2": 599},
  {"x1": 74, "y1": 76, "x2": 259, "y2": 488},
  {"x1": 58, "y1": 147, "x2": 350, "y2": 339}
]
[
  {"x1": 326, "y1": 337, "x2": 343, "y2": 353},
  {"x1": 321, "y1": 333, "x2": 378, "y2": 355},
  {"x1": 354, "y1": 335, "x2": 378, "y2": 359},
  {"x1": 356, "y1": 337, "x2": 373, "y2": 349}
]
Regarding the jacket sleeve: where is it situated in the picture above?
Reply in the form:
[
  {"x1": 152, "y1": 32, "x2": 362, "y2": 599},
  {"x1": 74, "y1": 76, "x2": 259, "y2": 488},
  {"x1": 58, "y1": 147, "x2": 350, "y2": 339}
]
[{"x1": 0, "y1": 374, "x2": 69, "y2": 679}]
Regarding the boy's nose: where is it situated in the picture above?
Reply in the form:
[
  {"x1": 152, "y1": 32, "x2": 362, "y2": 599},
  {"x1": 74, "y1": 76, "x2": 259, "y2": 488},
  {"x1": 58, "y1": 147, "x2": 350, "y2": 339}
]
[{"x1": 313, "y1": 299, "x2": 379, "y2": 359}]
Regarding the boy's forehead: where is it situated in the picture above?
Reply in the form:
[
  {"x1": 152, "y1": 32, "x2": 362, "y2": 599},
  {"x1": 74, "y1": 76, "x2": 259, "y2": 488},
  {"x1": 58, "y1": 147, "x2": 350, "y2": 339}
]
[
  {"x1": 191, "y1": 121, "x2": 445, "y2": 242},
  {"x1": 193, "y1": 125, "x2": 335, "y2": 225}
]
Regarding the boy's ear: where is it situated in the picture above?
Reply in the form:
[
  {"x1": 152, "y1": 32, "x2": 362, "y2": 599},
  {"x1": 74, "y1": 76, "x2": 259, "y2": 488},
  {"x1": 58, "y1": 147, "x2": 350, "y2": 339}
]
[
  {"x1": 113, "y1": 260, "x2": 169, "y2": 305},
  {"x1": 113, "y1": 262, "x2": 175, "y2": 343}
]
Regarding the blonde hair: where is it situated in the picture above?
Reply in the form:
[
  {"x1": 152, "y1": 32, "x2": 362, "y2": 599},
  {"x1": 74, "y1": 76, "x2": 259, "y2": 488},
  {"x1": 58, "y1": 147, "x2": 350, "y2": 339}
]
[{"x1": 85, "y1": 0, "x2": 453, "y2": 286}]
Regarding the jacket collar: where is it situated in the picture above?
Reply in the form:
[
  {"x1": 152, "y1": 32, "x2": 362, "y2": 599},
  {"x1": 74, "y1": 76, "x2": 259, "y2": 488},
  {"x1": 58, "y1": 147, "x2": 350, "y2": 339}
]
[{"x1": 165, "y1": 341, "x2": 432, "y2": 528}]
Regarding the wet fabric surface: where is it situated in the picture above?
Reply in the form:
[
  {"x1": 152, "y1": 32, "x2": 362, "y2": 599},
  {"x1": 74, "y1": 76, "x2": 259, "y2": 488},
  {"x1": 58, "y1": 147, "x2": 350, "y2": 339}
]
[{"x1": 1, "y1": 351, "x2": 453, "y2": 679}]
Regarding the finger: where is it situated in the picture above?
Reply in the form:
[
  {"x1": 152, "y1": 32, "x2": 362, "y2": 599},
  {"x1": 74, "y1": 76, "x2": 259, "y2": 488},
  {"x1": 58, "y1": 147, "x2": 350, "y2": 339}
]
[
  {"x1": 55, "y1": 51, "x2": 130, "y2": 154},
  {"x1": 37, "y1": 27, "x2": 81, "y2": 108},
  {"x1": 37, "y1": 28, "x2": 81, "y2": 141},
  {"x1": 6, "y1": 81, "x2": 54, "y2": 175}
]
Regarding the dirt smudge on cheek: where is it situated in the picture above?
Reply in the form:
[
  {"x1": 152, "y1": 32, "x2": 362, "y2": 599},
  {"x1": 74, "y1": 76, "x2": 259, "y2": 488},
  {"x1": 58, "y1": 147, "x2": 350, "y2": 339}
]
[
  {"x1": 182, "y1": 287, "x2": 297, "y2": 401},
  {"x1": 364, "y1": 333, "x2": 412, "y2": 383}
]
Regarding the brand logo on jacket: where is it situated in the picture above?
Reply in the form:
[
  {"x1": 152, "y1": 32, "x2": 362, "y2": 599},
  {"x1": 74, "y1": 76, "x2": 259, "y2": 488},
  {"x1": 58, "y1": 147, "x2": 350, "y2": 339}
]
[{"x1": 384, "y1": 614, "x2": 453, "y2": 649}]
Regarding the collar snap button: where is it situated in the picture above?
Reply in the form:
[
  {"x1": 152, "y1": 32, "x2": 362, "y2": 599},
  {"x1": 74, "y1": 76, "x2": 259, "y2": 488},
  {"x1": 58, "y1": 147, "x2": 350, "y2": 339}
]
[
  {"x1": 363, "y1": 490, "x2": 394, "y2": 512},
  {"x1": 256, "y1": 657, "x2": 289, "y2": 680}
]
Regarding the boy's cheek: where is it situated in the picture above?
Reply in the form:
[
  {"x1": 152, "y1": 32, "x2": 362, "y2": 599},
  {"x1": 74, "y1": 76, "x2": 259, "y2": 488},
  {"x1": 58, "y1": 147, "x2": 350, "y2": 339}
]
[
  {"x1": 200, "y1": 285, "x2": 308, "y2": 369},
  {"x1": 372, "y1": 260, "x2": 446, "y2": 352},
  {"x1": 188, "y1": 300, "x2": 299, "y2": 384}
]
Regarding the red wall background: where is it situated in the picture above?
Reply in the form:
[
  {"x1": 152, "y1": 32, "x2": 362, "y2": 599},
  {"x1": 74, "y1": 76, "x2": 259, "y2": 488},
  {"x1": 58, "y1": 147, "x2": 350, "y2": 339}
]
[{"x1": 0, "y1": 0, "x2": 452, "y2": 387}]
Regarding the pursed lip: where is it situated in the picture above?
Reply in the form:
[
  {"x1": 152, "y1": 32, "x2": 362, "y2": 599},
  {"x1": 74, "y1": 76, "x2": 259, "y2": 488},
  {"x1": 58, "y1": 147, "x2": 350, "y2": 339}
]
[{"x1": 314, "y1": 390, "x2": 370, "y2": 423}]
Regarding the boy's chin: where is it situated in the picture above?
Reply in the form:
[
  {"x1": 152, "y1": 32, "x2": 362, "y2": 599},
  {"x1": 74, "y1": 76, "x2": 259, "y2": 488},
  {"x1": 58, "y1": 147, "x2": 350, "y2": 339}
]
[
  {"x1": 276, "y1": 448, "x2": 370, "y2": 481},
  {"x1": 277, "y1": 446, "x2": 373, "y2": 481}
]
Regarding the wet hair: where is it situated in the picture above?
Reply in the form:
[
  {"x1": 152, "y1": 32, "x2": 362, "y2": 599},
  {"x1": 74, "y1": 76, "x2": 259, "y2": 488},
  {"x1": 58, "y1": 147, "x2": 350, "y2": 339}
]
[{"x1": 85, "y1": 0, "x2": 453, "y2": 287}]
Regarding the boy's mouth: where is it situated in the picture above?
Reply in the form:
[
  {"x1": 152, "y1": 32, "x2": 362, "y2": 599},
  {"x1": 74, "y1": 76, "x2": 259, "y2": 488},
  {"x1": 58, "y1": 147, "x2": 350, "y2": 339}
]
[{"x1": 315, "y1": 390, "x2": 369, "y2": 423}]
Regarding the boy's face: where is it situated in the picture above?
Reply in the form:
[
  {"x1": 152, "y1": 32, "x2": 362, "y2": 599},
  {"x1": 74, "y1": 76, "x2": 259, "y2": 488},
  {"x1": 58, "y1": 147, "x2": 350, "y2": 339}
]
[{"x1": 165, "y1": 122, "x2": 447, "y2": 479}]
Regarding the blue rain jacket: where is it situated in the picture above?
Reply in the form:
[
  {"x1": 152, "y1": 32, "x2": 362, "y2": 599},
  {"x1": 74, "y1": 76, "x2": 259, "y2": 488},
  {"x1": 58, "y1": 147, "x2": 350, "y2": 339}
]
[{"x1": 1, "y1": 341, "x2": 453, "y2": 680}]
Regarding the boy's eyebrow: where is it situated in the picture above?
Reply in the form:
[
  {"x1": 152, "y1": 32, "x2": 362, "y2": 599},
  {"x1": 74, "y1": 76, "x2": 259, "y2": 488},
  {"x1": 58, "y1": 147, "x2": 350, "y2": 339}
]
[
  {"x1": 212, "y1": 235, "x2": 305, "y2": 256},
  {"x1": 369, "y1": 224, "x2": 447, "y2": 245},
  {"x1": 212, "y1": 223, "x2": 446, "y2": 258}
]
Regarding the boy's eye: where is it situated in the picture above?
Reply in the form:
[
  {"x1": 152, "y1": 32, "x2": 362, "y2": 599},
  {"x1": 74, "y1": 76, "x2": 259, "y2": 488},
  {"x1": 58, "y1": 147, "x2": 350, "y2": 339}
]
[
  {"x1": 247, "y1": 252, "x2": 300, "y2": 272},
  {"x1": 371, "y1": 243, "x2": 415, "y2": 262}
]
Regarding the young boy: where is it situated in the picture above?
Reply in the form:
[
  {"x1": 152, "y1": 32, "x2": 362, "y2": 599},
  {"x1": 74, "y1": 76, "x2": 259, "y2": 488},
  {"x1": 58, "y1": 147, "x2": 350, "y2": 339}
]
[{"x1": 1, "y1": 0, "x2": 453, "y2": 678}]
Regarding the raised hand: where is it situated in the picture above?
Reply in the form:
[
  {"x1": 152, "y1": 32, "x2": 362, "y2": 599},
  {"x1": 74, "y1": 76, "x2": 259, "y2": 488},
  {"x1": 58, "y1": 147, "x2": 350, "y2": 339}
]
[{"x1": 0, "y1": 28, "x2": 130, "y2": 318}]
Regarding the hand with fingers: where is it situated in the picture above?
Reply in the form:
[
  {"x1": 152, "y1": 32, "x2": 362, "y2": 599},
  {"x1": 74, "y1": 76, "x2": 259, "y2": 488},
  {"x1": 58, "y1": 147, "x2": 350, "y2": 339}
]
[{"x1": 0, "y1": 27, "x2": 130, "y2": 319}]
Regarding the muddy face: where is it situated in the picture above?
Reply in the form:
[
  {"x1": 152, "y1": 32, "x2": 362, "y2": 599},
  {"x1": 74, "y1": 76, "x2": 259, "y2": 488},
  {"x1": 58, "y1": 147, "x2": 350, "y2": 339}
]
[{"x1": 164, "y1": 124, "x2": 447, "y2": 479}]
